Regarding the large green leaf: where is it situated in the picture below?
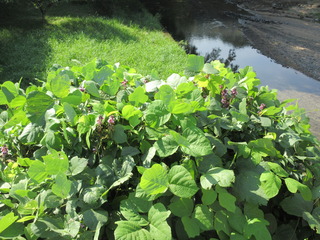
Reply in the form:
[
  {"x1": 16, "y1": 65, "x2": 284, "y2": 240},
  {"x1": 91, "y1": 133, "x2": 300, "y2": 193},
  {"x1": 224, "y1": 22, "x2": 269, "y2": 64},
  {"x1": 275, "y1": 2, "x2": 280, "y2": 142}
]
[
  {"x1": 201, "y1": 188, "x2": 217, "y2": 205},
  {"x1": 122, "y1": 105, "x2": 142, "y2": 127},
  {"x1": 272, "y1": 224, "x2": 298, "y2": 240},
  {"x1": 181, "y1": 216, "x2": 200, "y2": 238},
  {"x1": 28, "y1": 160, "x2": 48, "y2": 184},
  {"x1": 214, "y1": 210, "x2": 231, "y2": 237},
  {"x1": 260, "y1": 171, "x2": 281, "y2": 198},
  {"x1": 49, "y1": 74, "x2": 70, "y2": 98},
  {"x1": 115, "y1": 221, "x2": 151, "y2": 240},
  {"x1": 61, "y1": 89, "x2": 82, "y2": 106},
  {"x1": 248, "y1": 138, "x2": 279, "y2": 164},
  {"x1": 243, "y1": 218, "x2": 272, "y2": 240},
  {"x1": 129, "y1": 86, "x2": 148, "y2": 106},
  {"x1": 175, "y1": 82, "x2": 197, "y2": 97},
  {"x1": 233, "y1": 169, "x2": 269, "y2": 206},
  {"x1": 84, "y1": 81, "x2": 100, "y2": 97},
  {"x1": 3, "y1": 110, "x2": 28, "y2": 129},
  {"x1": 123, "y1": 193, "x2": 152, "y2": 213},
  {"x1": 43, "y1": 151, "x2": 69, "y2": 175},
  {"x1": 120, "y1": 198, "x2": 149, "y2": 226},
  {"x1": 181, "y1": 126, "x2": 212, "y2": 157},
  {"x1": 144, "y1": 100, "x2": 171, "y2": 128},
  {"x1": 26, "y1": 91, "x2": 54, "y2": 125},
  {"x1": 267, "y1": 162, "x2": 288, "y2": 178},
  {"x1": 168, "y1": 165, "x2": 198, "y2": 198},
  {"x1": 82, "y1": 185, "x2": 104, "y2": 206},
  {"x1": 200, "y1": 167, "x2": 235, "y2": 189},
  {"x1": 168, "y1": 100, "x2": 192, "y2": 114},
  {"x1": 113, "y1": 124, "x2": 128, "y2": 144},
  {"x1": 0, "y1": 222, "x2": 24, "y2": 239},
  {"x1": 9, "y1": 95, "x2": 26, "y2": 109},
  {"x1": 284, "y1": 178, "x2": 312, "y2": 201},
  {"x1": 280, "y1": 194, "x2": 313, "y2": 217},
  {"x1": 148, "y1": 203, "x2": 171, "y2": 240},
  {"x1": 186, "y1": 54, "x2": 204, "y2": 73},
  {"x1": 18, "y1": 123, "x2": 43, "y2": 144},
  {"x1": 230, "y1": 109, "x2": 249, "y2": 123},
  {"x1": 140, "y1": 164, "x2": 169, "y2": 195},
  {"x1": 63, "y1": 102, "x2": 77, "y2": 125},
  {"x1": 0, "y1": 212, "x2": 18, "y2": 233},
  {"x1": 216, "y1": 186, "x2": 236, "y2": 213},
  {"x1": 77, "y1": 114, "x2": 95, "y2": 135},
  {"x1": 169, "y1": 197, "x2": 194, "y2": 217},
  {"x1": 69, "y1": 157, "x2": 88, "y2": 176},
  {"x1": 228, "y1": 207, "x2": 247, "y2": 234},
  {"x1": 93, "y1": 65, "x2": 114, "y2": 85},
  {"x1": 83, "y1": 209, "x2": 108, "y2": 230},
  {"x1": 193, "y1": 205, "x2": 214, "y2": 231},
  {"x1": 51, "y1": 173, "x2": 72, "y2": 199},
  {"x1": 101, "y1": 77, "x2": 121, "y2": 96},
  {"x1": 1, "y1": 81, "x2": 18, "y2": 104},
  {"x1": 154, "y1": 135, "x2": 179, "y2": 157},
  {"x1": 303, "y1": 208, "x2": 320, "y2": 234},
  {"x1": 154, "y1": 85, "x2": 175, "y2": 105}
]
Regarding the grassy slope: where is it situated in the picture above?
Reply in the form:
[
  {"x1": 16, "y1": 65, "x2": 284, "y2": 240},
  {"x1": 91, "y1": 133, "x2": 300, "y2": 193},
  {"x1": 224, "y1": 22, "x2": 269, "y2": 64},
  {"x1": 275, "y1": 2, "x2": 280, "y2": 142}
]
[{"x1": 0, "y1": 1, "x2": 188, "y2": 85}]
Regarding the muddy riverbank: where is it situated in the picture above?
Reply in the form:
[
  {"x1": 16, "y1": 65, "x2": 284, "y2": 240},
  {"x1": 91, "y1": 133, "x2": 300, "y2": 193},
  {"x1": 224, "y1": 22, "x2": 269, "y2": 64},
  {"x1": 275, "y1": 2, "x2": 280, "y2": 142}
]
[{"x1": 238, "y1": 1, "x2": 320, "y2": 81}]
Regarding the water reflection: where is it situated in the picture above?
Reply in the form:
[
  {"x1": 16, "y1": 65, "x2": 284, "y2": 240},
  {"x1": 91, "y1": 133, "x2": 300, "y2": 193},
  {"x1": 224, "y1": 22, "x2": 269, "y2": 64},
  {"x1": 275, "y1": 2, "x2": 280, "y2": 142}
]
[{"x1": 142, "y1": 0, "x2": 320, "y2": 96}]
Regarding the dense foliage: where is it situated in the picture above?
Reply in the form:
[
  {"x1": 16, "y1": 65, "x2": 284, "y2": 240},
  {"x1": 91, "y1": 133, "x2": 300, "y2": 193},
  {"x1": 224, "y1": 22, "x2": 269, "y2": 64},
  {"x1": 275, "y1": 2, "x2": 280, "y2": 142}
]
[{"x1": 0, "y1": 56, "x2": 320, "y2": 239}]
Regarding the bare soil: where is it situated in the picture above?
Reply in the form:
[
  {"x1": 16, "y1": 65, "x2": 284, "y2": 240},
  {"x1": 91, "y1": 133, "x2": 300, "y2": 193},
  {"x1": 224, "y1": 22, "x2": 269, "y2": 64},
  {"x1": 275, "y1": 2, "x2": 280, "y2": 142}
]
[{"x1": 231, "y1": 0, "x2": 320, "y2": 139}]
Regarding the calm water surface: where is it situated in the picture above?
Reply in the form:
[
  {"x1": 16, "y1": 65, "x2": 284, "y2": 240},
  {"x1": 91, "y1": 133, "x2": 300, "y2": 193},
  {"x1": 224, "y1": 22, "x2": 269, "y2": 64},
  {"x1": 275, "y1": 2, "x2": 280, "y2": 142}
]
[{"x1": 142, "y1": 0, "x2": 320, "y2": 96}]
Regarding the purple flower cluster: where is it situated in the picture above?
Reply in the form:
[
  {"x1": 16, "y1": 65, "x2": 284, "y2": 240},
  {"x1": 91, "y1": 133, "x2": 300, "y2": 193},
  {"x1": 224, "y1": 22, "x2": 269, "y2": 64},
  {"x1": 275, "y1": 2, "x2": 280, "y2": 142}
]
[
  {"x1": 97, "y1": 115, "x2": 104, "y2": 125},
  {"x1": 79, "y1": 86, "x2": 85, "y2": 92},
  {"x1": 1, "y1": 145, "x2": 8, "y2": 158},
  {"x1": 121, "y1": 79, "x2": 128, "y2": 87},
  {"x1": 231, "y1": 88, "x2": 237, "y2": 96},
  {"x1": 220, "y1": 87, "x2": 237, "y2": 108},
  {"x1": 258, "y1": 103, "x2": 266, "y2": 114},
  {"x1": 259, "y1": 103, "x2": 266, "y2": 110},
  {"x1": 108, "y1": 115, "x2": 116, "y2": 125}
]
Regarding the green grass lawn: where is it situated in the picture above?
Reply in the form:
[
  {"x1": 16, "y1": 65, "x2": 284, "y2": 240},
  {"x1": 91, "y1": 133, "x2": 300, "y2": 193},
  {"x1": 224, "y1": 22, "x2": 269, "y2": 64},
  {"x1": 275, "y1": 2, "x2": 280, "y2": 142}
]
[{"x1": 0, "y1": 1, "x2": 188, "y2": 86}]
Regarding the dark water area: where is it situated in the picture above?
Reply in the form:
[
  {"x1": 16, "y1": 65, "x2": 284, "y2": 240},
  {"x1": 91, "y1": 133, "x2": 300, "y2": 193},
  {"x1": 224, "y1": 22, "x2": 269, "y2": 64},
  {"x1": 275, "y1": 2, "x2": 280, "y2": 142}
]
[{"x1": 141, "y1": 0, "x2": 320, "y2": 96}]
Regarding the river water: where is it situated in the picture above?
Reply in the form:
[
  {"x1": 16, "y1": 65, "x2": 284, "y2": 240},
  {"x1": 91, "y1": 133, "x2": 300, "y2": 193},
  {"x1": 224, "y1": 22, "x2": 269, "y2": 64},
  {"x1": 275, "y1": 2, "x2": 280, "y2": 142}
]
[
  {"x1": 142, "y1": 0, "x2": 320, "y2": 96},
  {"x1": 142, "y1": 0, "x2": 320, "y2": 138}
]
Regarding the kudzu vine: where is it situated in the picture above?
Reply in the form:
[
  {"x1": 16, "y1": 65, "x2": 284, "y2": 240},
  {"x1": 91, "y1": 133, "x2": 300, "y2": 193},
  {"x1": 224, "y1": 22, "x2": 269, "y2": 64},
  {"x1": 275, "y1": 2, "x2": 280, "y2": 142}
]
[{"x1": 0, "y1": 55, "x2": 319, "y2": 239}]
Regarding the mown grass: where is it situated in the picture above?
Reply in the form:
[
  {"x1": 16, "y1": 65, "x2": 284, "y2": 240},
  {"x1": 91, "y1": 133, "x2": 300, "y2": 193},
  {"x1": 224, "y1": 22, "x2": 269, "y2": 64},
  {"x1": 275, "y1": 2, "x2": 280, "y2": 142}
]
[{"x1": 0, "y1": 1, "x2": 188, "y2": 86}]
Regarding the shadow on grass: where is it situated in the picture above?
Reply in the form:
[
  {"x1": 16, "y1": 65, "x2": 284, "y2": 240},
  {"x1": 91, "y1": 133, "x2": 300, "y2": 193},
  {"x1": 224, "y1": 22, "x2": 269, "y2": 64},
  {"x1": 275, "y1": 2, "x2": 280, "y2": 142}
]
[
  {"x1": 49, "y1": 17, "x2": 139, "y2": 42},
  {"x1": 0, "y1": 1, "x2": 141, "y2": 87}
]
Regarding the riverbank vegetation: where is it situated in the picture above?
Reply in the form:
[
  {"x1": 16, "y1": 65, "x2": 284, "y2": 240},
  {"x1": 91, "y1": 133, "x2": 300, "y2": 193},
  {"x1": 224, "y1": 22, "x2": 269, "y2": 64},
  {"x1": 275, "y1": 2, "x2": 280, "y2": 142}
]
[
  {"x1": 0, "y1": 0, "x2": 188, "y2": 86},
  {"x1": 1, "y1": 55, "x2": 320, "y2": 239},
  {"x1": 1, "y1": 0, "x2": 320, "y2": 239}
]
